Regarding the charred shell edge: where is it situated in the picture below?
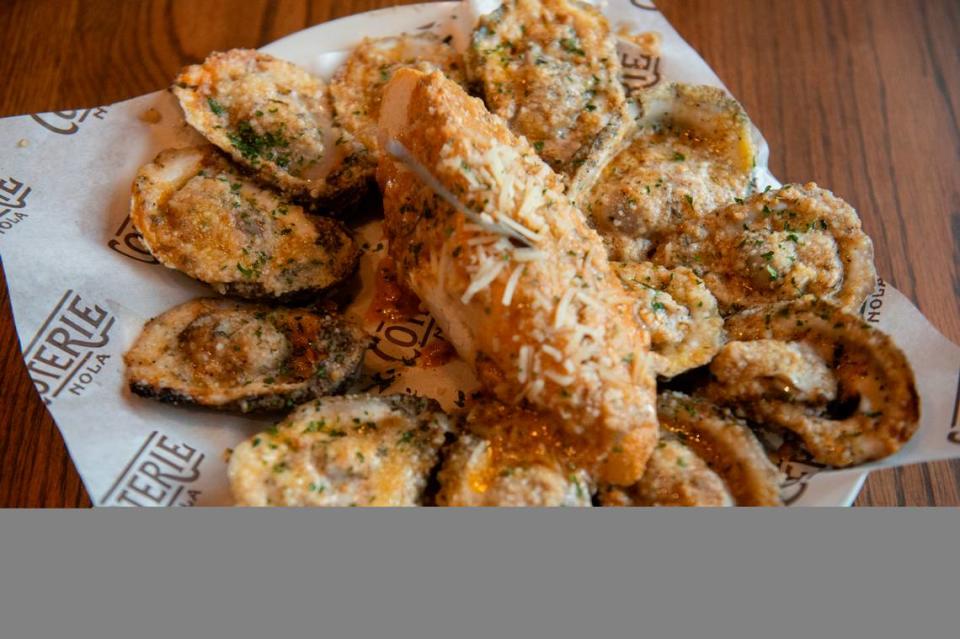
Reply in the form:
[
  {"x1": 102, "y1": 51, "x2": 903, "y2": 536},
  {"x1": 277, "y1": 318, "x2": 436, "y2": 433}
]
[{"x1": 128, "y1": 344, "x2": 367, "y2": 414}]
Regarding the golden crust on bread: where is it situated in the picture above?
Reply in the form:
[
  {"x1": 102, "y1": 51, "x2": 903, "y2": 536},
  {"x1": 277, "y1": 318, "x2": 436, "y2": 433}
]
[
  {"x1": 331, "y1": 33, "x2": 465, "y2": 158},
  {"x1": 377, "y1": 68, "x2": 659, "y2": 485}
]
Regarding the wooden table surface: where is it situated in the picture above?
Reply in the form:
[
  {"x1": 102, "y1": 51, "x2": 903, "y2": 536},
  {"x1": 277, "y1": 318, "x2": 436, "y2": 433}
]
[{"x1": 1, "y1": 0, "x2": 957, "y2": 507}]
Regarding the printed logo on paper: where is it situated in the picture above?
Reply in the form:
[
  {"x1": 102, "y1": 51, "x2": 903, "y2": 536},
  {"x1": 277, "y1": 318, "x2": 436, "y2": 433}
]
[
  {"x1": 100, "y1": 431, "x2": 205, "y2": 507},
  {"x1": 619, "y1": 43, "x2": 661, "y2": 94},
  {"x1": 0, "y1": 176, "x2": 32, "y2": 237},
  {"x1": 861, "y1": 277, "x2": 886, "y2": 324},
  {"x1": 369, "y1": 311, "x2": 447, "y2": 367},
  {"x1": 359, "y1": 310, "x2": 451, "y2": 394},
  {"x1": 780, "y1": 458, "x2": 827, "y2": 506},
  {"x1": 108, "y1": 213, "x2": 160, "y2": 264},
  {"x1": 23, "y1": 290, "x2": 116, "y2": 405},
  {"x1": 30, "y1": 106, "x2": 109, "y2": 135},
  {"x1": 948, "y1": 371, "x2": 960, "y2": 446}
]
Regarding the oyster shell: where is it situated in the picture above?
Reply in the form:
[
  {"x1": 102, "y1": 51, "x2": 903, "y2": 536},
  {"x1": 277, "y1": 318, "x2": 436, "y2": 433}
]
[
  {"x1": 467, "y1": 0, "x2": 633, "y2": 185},
  {"x1": 172, "y1": 49, "x2": 373, "y2": 208},
  {"x1": 718, "y1": 298, "x2": 920, "y2": 467},
  {"x1": 124, "y1": 298, "x2": 368, "y2": 412},
  {"x1": 613, "y1": 261, "x2": 724, "y2": 378},
  {"x1": 436, "y1": 400, "x2": 592, "y2": 507},
  {"x1": 131, "y1": 145, "x2": 359, "y2": 300},
  {"x1": 656, "y1": 392, "x2": 784, "y2": 506},
  {"x1": 653, "y1": 183, "x2": 876, "y2": 315},
  {"x1": 229, "y1": 394, "x2": 450, "y2": 506},
  {"x1": 582, "y1": 82, "x2": 756, "y2": 260}
]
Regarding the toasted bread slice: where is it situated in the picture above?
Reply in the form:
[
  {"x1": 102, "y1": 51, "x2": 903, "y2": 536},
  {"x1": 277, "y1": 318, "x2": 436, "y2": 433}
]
[{"x1": 376, "y1": 68, "x2": 659, "y2": 485}]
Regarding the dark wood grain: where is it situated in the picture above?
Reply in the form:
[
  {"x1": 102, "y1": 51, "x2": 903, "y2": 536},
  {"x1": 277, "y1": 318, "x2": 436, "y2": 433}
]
[{"x1": 1, "y1": 0, "x2": 957, "y2": 507}]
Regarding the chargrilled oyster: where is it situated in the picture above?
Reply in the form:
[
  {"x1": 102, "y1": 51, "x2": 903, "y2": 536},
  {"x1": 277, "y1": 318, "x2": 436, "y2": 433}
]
[
  {"x1": 131, "y1": 145, "x2": 359, "y2": 300},
  {"x1": 436, "y1": 400, "x2": 592, "y2": 507},
  {"x1": 467, "y1": 0, "x2": 633, "y2": 186},
  {"x1": 229, "y1": 394, "x2": 450, "y2": 506},
  {"x1": 125, "y1": 298, "x2": 368, "y2": 412},
  {"x1": 715, "y1": 298, "x2": 920, "y2": 467},
  {"x1": 705, "y1": 339, "x2": 838, "y2": 405},
  {"x1": 598, "y1": 437, "x2": 733, "y2": 507},
  {"x1": 330, "y1": 33, "x2": 465, "y2": 159},
  {"x1": 582, "y1": 83, "x2": 756, "y2": 260},
  {"x1": 172, "y1": 49, "x2": 373, "y2": 208},
  {"x1": 613, "y1": 261, "x2": 724, "y2": 378},
  {"x1": 652, "y1": 183, "x2": 876, "y2": 315},
  {"x1": 656, "y1": 392, "x2": 784, "y2": 506}
]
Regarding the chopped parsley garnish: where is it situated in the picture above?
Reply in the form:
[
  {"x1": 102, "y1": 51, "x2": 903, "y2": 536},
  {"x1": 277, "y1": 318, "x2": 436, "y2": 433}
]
[
  {"x1": 571, "y1": 475, "x2": 585, "y2": 500},
  {"x1": 672, "y1": 152, "x2": 686, "y2": 161},
  {"x1": 303, "y1": 420, "x2": 325, "y2": 434},
  {"x1": 652, "y1": 301, "x2": 666, "y2": 311},
  {"x1": 227, "y1": 120, "x2": 291, "y2": 168},
  {"x1": 237, "y1": 251, "x2": 269, "y2": 280},
  {"x1": 765, "y1": 264, "x2": 779, "y2": 280},
  {"x1": 207, "y1": 97, "x2": 226, "y2": 116},
  {"x1": 560, "y1": 38, "x2": 585, "y2": 56}
]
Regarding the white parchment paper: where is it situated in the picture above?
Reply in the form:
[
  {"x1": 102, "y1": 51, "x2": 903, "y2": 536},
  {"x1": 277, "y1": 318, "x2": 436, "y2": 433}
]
[{"x1": 0, "y1": 1, "x2": 956, "y2": 506}]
